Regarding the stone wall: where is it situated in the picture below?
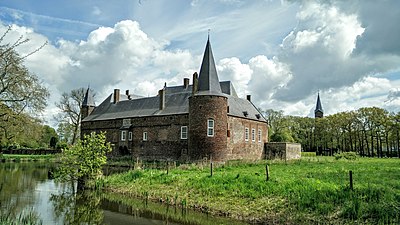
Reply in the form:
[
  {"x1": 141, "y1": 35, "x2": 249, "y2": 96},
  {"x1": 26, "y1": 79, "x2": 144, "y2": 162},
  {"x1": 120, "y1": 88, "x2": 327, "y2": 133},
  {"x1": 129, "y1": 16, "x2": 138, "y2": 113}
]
[
  {"x1": 264, "y1": 142, "x2": 301, "y2": 160},
  {"x1": 226, "y1": 116, "x2": 268, "y2": 160}
]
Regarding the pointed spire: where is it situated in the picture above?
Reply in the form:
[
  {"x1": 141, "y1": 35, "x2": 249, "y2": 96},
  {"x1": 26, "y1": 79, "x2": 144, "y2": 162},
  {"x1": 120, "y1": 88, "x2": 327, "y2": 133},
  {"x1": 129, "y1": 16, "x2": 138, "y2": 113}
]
[
  {"x1": 82, "y1": 87, "x2": 95, "y2": 107},
  {"x1": 314, "y1": 92, "x2": 323, "y2": 118},
  {"x1": 197, "y1": 36, "x2": 222, "y2": 94}
]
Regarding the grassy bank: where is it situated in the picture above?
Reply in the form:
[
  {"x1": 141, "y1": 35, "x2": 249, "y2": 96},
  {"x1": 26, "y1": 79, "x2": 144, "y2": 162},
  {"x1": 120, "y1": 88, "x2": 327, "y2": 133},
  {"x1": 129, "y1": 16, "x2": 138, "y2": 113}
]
[
  {"x1": 0, "y1": 154, "x2": 58, "y2": 162},
  {"x1": 103, "y1": 157, "x2": 400, "y2": 224}
]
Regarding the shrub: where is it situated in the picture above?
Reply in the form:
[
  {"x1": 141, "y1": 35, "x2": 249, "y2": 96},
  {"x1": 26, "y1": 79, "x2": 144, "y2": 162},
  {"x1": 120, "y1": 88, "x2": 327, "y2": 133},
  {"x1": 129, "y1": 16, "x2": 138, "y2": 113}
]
[{"x1": 335, "y1": 152, "x2": 357, "y2": 160}]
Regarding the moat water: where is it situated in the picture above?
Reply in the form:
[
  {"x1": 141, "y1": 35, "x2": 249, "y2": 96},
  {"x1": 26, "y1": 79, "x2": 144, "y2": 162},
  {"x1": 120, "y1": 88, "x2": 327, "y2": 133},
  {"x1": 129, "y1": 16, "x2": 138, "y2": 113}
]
[{"x1": 0, "y1": 162, "x2": 246, "y2": 225}]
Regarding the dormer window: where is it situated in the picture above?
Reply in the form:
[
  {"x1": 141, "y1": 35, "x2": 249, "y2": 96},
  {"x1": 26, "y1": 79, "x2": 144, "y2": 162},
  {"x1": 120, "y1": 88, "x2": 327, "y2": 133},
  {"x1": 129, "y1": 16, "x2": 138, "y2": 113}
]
[{"x1": 243, "y1": 111, "x2": 248, "y2": 117}]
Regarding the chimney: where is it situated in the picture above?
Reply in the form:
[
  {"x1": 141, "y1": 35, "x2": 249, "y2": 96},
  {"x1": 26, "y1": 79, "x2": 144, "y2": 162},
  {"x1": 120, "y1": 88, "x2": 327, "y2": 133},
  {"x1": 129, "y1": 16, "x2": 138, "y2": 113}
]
[
  {"x1": 192, "y1": 72, "x2": 198, "y2": 95},
  {"x1": 159, "y1": 89, "x2": 165, "y2": 110},
  {"x1": 113, "y1": 89, "x2": 120, "y2": 104},
  {"x1": 246, "y1": 95, "x2": 251, "y2": 102},
  {"x1": 125, "y1": 90, "x2": 131, "y2": 100},
  {"x1": 184, "y1": 78, "x2": 189, "y2": 89}
]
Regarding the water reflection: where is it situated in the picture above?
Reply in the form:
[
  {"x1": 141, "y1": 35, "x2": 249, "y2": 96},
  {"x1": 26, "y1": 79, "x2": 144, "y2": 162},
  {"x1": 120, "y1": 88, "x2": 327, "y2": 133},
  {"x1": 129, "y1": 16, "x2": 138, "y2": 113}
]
[
  {"x1": 50, "y1": 191, "x2": 103, "y2": 224},
  {"x1": 0, "y1": 162, "x2": 246, "y2": 225}
]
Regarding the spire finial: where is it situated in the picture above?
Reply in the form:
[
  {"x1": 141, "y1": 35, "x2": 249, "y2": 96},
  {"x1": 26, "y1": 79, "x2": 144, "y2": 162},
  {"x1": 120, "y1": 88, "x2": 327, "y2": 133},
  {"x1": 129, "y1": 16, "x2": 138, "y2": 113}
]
[{"x1": 207, "y1": 29, "x2": 210, "y2": 40}]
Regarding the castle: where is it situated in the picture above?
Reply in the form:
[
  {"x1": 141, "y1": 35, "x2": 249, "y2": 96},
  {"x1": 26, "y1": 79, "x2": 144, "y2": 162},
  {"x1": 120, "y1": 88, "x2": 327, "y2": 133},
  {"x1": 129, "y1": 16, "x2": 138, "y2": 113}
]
[{"x1": 81, "y1": 38, "x2": 268, "y2": 161}]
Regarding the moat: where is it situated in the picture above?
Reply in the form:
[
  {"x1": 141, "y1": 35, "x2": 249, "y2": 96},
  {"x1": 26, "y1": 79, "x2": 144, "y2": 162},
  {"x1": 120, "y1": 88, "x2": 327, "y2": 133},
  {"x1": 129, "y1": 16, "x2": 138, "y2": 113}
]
[{"x1": 0, "y1": 162, "x2": 244, "y2": 225}]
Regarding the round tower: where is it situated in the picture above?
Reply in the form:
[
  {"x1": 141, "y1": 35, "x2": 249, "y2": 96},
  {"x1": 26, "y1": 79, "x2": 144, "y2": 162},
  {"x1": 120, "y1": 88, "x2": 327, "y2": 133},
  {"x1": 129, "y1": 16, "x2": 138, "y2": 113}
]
[
  {"x1": 189, "y1": 94, "x2": 228, "y2": 161},
  {"x1": 188, "y1": 36, "x2": 229, "y2": 161}
]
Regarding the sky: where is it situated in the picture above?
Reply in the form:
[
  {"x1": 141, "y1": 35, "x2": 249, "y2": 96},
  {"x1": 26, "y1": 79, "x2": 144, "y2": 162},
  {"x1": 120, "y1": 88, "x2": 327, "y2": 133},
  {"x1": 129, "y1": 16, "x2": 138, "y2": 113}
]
[{"x1": 0, "y1": 0, "x2": 399, "y2": 127}]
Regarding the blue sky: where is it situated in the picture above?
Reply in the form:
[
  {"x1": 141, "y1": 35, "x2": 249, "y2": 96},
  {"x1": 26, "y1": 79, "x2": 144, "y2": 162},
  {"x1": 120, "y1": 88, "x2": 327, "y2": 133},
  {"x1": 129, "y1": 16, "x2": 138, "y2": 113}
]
[{"x1": 0, "y1": 0, "x2": 399, "y2": 126}]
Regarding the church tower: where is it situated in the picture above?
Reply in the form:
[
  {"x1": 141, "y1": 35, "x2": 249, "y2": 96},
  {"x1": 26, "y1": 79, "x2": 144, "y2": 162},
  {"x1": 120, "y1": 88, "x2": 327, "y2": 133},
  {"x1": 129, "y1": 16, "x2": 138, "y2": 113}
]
[
  {"x1": 81, "y1": 87, "x2": 96, "y2": 120},
  {"x1": 314, "y1": 92, "x2": 323, "y2": 118},
  {"x1": 188, "y1": 37, "x2": 228, "y2": 161}
]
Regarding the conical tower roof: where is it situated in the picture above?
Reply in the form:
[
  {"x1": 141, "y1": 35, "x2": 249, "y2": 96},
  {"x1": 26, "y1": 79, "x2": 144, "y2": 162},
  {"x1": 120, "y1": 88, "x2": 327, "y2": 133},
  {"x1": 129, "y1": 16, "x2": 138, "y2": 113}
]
[
  {"x1": 197, "y1": 37, "x2": 223, "y2": 95},
  {"x1": 82, "y1": 87, "x2": 95, "y2": 107},
  {"x1": 314, "y1": 92, "x2": 323, "y2": 114}
]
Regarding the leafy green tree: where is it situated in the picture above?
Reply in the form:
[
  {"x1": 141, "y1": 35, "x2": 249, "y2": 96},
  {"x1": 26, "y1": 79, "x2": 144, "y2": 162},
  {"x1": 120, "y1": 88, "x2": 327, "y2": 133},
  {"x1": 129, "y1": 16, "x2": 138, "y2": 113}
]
[
  {"x1": 55, "y1": 132, "x2": 111, "y2": 190},
  {"x1": 0, "y1": 26, "x2": 49, "y2": 149}
]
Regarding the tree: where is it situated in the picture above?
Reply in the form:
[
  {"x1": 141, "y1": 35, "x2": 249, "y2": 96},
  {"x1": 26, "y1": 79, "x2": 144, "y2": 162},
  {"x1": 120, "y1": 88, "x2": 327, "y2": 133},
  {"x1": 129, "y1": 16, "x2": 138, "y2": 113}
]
[
  {"x1": 55, "y1": 132, "x2": 111, "y2": 190},
  {"x1": 0, "y1": 26, "x2": 49, "y2": 148},
  {"x1": 264, "y1": 109, "x2": 295, "y2": 142},
  {"x1": 55, "y1": 88, "x2": 94, "y2": 144}
]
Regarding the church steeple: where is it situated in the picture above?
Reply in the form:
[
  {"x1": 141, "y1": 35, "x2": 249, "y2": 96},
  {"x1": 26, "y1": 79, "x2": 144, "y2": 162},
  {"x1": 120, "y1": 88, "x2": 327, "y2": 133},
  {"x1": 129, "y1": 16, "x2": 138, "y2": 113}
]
[
  {"x1": 197, "y1": 36, "x2": 222, "y2": 95},
  {"x1": 314, "y1": 92, "x2": 323, "y2": 118}
]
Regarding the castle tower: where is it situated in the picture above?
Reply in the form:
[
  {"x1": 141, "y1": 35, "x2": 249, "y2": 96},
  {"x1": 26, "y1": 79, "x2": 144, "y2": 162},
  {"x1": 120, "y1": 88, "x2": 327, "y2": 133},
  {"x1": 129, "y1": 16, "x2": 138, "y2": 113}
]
[
  {"x1": 314, "y1": 92, "x2": 323, "y2": 118},
  {"x1": 81, "y1": 87, "x2": 96, "y2": 120},
  {"x1": 189, "y1": 37, "x2": 228, "y2": 161}
]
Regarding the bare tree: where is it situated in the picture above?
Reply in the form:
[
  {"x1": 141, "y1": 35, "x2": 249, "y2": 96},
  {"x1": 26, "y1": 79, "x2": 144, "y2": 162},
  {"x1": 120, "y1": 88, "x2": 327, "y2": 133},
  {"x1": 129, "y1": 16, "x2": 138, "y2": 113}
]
[{"x1": 56, "y1": 88, "x2": 94, "y2": 144}]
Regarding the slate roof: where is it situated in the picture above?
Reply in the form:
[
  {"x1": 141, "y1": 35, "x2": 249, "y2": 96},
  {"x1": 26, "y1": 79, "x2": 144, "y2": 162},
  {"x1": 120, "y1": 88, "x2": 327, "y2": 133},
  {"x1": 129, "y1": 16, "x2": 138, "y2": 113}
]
[
  {"x1": 315, "y1": 92, "x2": 323, "y2": 113},
  {"x1": 82, "y1": 82, "x2": 266, "y2": 122},
  {"x1": 197, "y1": 38, "x2": 223, "y2": 96},
  {"x1": 82, "y1": 87, "x2": 95, "y2": 107}
]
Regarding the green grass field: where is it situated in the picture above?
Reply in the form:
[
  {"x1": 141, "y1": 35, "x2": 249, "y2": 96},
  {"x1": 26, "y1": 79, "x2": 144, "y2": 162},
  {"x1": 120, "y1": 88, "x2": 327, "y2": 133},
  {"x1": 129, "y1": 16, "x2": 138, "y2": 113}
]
[
  {"x1": 0, "y1": 154, "x2": 58, "y2": 162},
  {"x1": 103, "y1": 157, "x2": 400, "y2": 224}
]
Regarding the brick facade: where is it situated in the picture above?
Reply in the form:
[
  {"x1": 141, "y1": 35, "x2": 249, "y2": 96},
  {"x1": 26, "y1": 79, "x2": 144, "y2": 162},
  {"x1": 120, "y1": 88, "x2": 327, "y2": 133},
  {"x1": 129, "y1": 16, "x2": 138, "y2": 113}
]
[
  {"x1": 226, "y1": 116, "x2": 268, "y2": 160},
  {"x1": 189, "y1": 95, "x2": 228, "y2": 161}
]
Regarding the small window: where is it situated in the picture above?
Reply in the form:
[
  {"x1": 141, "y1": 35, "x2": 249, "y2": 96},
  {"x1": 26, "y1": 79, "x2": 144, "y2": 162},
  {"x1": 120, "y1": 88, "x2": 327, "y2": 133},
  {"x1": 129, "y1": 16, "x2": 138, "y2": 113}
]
[
  {"x1": 128, "y1": 132, "x2": 133, "y2": 141},
  {"x1": 143, "y1": 132, "x2": 148, "y2": 141},
  {"x1": 207, "y1": 119, "x2": 214, "y2": 137},
  {"x1": 245, "y1": 128, "x2": 249, "y2": 141},
  {"x1": 121, "y1": 131, "x2": 127, "y2": 141},
  {"x1": 252, "y1": 128, "x2": 256, "y2": 142},
  {"x1": 181, "y1": 126, "x2": 188, "y2": 139},
  {"x1": 258, "y1": 129, "x2": 262, "y2": 142}
]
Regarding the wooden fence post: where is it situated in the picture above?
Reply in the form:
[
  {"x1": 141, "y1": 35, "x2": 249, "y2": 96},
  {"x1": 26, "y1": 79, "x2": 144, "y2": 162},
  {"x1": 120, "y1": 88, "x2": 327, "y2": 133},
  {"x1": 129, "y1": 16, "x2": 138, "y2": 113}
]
[
  {"x1": 266, "y1": 164, "x2": 269, "y2": 181},
  {"x1": 349, "y1": 170, "x2": 353, "y2": 190},
  {"x1": 210, "y1": 162, "x2": 213, "y2": 177}
]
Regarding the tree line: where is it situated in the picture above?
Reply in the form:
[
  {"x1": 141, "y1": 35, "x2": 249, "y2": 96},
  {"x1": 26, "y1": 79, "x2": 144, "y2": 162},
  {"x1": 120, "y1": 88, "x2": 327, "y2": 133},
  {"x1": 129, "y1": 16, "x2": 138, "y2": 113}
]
[{"x1": 264, "y1": 107, "x2": 400, "y2": 158}]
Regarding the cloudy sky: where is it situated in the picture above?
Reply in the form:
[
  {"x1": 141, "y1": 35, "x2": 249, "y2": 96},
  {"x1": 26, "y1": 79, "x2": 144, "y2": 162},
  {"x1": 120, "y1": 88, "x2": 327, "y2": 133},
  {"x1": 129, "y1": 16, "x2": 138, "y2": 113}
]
[{"x1": 0, "y1": 0, "x2": 399, "y2": 127}]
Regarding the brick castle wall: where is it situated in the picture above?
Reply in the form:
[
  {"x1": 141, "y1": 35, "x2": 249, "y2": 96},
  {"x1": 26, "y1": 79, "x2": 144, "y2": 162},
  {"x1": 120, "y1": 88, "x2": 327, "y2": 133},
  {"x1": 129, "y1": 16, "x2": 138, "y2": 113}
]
[
  {"x1": 227, "y1": 116, "x2": 268, "y2": 160},
  {"x1": 81, "y1": 114, "x2": 189, "y2": 160},
  {"x1": 189, "y1": 95, "x2": 228, "y2": 161}
]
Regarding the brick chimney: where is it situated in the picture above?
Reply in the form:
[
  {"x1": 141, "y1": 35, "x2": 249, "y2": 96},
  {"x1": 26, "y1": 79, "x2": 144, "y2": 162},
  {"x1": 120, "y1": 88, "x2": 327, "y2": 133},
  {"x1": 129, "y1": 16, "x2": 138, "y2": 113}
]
[
  {"x1": 246, "y1": 95, "x2": 251, "y2": 102},
  {"x1": 184, "y1": 78, "x2": 190, "y2": 89},
  {"x1": 159, "y1": 89, "x2": 165, "y2": 110},
  {"x1": 192, "y1": 72, "x2": 198, "y2": 95},
  {"x1": 113, "y1": 89, "x2": 120, "y2": 104}
]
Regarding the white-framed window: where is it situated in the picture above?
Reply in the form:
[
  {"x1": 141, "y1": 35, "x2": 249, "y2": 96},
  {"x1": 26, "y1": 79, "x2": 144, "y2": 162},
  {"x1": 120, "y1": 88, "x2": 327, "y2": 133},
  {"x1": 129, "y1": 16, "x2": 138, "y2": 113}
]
[
  {"x1": 258, "y1": 129, "x2": 262, "y2": 142},
  {"x1": 143, "y1": 132, "x2": 148, "y2": 141},
  {"x1": 245, "y1": 127, "x2": 249, "y2": 141},
  {"x1": 251, "y1": 128, "x2": 256, "y2": 142},
  {"x1": 121, "y1": 131, "x2": 127, "y2": 141},
  {"x1": 128, "y1": 132, "x2": 133, "y2": 141},
  {"x1": 207, "y1": 119, "x2": 214, "y2": 137},
  {"x1": 181, "y1": 126, "x2": 188, "y2": 139}
]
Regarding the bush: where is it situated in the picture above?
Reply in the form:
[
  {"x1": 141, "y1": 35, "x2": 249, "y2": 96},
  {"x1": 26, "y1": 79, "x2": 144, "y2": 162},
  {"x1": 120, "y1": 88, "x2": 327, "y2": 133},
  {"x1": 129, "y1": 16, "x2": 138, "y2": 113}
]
[
  {"x1": 56, "y1": 141, "x2": 69, "y2": 151},
  {"x1": 335, "y1": 152, "x2": 358, "y2": 160}
]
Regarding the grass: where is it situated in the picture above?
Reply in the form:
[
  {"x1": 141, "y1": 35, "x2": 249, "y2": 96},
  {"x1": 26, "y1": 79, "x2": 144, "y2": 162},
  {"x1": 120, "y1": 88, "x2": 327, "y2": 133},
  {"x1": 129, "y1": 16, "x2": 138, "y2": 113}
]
[
  {"x1": 0, "y1": 154, "x2": 58, "y2": 162},
  {"x1": 103, "y1": 157, "x2": 400, "y2": 224},
  {"x1": 0, "y1": 210, "x2": 42, "y2": 225}
]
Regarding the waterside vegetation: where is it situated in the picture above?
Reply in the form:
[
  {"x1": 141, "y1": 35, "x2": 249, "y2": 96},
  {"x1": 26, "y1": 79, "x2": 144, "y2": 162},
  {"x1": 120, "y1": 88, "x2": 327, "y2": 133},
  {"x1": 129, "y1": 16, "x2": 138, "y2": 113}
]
[{"x1": 103, "y1": 156, "x2": 400, "y2": 224}]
